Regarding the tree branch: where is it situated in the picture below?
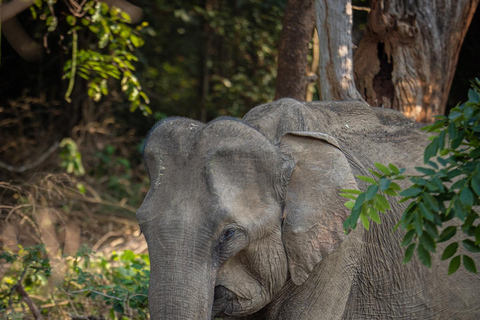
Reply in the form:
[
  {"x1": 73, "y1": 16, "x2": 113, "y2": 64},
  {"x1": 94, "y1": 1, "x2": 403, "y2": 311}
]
[
  {"x1": 0, "y1": 0, "x2": 36, "y2": 23},
  {"x1": 15, "y1": 285, "x2": 44, "y2": 320},
  {"x1": 68, "y1": 289, "x2": 123, "y2": 301},
  {"x1": 1, "y1": 17, "x2": 43, "y2": 61}
]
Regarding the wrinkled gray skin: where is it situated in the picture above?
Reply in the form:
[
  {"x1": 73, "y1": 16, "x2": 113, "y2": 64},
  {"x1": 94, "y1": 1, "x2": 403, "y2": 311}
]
[{"x1": 137, "y1": 99, "x2": 480, "y2": 320}]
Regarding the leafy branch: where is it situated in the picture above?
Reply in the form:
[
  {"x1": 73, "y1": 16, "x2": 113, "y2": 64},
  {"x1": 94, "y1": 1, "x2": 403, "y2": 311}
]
[
  {"x1": 29, "y1": 0, "x2": 151, "y2": 115},
  {"x1": 341, "y1": 78, "x2": 480, "y2": 275}
]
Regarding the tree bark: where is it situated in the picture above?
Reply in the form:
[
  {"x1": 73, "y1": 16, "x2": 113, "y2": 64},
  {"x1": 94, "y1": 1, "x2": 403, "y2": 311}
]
[
  {"x1": 275, "y1": 0, "x2": 316, "y2": 101},
  {"x1": 315, "y1": 0, "x2": 363, "y2": 101},
  {"x1": 306, "y1": 28, "x2": 320, "y2": 101},
  {"x1": 354, "y1": 0, "x2": 479, "y2": 123}
]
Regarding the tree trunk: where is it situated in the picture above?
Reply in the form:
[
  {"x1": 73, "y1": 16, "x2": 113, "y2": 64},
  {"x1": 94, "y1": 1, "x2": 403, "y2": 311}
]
[
  {"x1": 315, "y1": 0, "x2": 364, "y2": 101},
  {"x1": 354, "y1": 0, "x2": 479, "y2": 123},
  {"x1": 275, "y1": 0, "x2": 316, "y2": 101}
]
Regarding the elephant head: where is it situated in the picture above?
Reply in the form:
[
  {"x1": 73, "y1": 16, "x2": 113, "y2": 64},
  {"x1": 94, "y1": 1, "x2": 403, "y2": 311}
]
[{"x1": 137, "y1": 112, "x2": 358, "y2": 319}]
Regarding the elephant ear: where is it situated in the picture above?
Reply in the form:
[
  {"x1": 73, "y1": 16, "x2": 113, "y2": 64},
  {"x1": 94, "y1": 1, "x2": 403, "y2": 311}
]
[{"x1": 280, "y1": 131, "x2": 358, "y2": 286}]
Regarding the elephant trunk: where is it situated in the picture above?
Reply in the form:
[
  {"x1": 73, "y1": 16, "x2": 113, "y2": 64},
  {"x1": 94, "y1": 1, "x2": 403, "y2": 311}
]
[{"x1": 147, "y1": 241, "x2": 216, "y2": 320}]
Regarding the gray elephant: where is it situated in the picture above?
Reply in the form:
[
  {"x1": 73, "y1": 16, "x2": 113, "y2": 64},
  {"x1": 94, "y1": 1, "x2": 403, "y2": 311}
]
[{"x1": 137, "y1": 99, "x2": 480, "y2": 319}]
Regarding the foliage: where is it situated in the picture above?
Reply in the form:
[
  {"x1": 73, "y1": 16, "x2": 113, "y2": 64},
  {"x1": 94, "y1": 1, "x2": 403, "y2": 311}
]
[
  {"x1": 140, "y1": 0, "x2": 285, "y2": 119},
  {"x1": 59, "y1": 138, "x2": 86, "y2": 177},
  {"x1": 342, "y1": 79, "x2": 480, "y2": 274},
  {"x1": 198, "y1": 0, "x2": 285, "y2": 116},
  {"x1": 91, "y1": 143, "x2": 148, "y2": 207},
  {"x1": 29, "y1": 0, "x2": 151, "y2": 115},
  {"x1": 0, "y1": 245, "x2": 149, "y2": 319}
]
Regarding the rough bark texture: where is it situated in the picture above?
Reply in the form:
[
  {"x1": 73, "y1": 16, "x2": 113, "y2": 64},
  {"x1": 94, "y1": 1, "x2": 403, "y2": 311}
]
[
  {"x1": 354, "y1": 0, "x2": 479, "y2": 123},
  {"x1": 306, "y1": 28, "x2": 320, "y2": 101},
  {"x1": 315, "y1": 0, "x2": 363, "y2": 101},
  {"x1": 275, "y1": 0, "x2": 316, "y2": 100}
]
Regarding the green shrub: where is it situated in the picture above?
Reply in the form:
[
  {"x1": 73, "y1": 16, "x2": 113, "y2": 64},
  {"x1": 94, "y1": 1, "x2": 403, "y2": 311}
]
[
  {"x1": 0, "y1": 245, "x2": 149, "y2": 319},
  {"x1": 342, "y1": 79, "x2": 480, "y2": 274}
]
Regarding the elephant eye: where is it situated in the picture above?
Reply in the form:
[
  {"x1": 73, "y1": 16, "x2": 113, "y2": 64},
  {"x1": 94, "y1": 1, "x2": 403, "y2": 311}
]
[{"x1": 220, "y1": 228, "x2": 236, "y2": 243}]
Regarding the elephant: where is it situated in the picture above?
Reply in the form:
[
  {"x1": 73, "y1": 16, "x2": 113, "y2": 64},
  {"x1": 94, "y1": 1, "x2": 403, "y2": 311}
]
[{"x1": 137, "y1": 99, "x2": 480, "y2": 319}]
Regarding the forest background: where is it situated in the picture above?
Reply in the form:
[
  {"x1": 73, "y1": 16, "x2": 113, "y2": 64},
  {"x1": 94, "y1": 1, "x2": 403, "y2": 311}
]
[{"x1": 0, "y1": 0, "x2": 479, "y2": 319}]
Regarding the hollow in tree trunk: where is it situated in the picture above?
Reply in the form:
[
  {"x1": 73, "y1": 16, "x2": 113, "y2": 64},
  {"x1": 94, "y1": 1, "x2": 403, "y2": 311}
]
[{"x1": 354, "y1": 0, "x2": 479, "y2": 123}]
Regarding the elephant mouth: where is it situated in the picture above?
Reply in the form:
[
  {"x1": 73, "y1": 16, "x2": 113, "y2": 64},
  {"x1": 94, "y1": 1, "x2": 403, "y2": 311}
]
[{"x1": 212, "y1": 285, "x2": 237, "y2": 317}]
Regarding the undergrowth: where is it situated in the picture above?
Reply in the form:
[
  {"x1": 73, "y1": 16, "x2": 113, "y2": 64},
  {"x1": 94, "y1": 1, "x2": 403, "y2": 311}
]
[{"x1": 0, "y1": 246, "x2": 149, "y2": 319}]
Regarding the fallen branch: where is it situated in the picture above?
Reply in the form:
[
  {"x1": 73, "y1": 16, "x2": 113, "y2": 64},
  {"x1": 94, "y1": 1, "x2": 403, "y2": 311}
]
[
  {"x1": 1, "y1": 17, "x2": 43, "y2": 61},
  {"x1": 0, "y1": 141, "x2": 59, "y2": 173},
  {"x1": 0, "y1": 0, "x2": 36, "y2": 23}
]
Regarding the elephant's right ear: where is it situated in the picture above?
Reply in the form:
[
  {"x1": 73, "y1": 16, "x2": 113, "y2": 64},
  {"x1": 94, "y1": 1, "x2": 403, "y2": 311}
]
[{"x1": 280, "y1": 131, "x2": 358, "y2": 286}]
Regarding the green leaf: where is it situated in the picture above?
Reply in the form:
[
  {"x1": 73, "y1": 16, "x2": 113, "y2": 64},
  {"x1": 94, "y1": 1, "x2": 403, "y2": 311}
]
[
  {"x1": 468, "y1": 88, "x2": 480, "y2": 104},
  {"x1": 411, "y1": 177, "x2": 428, "y2": 186},
  {"x1": 441, "y1": 242, "x2": 458, "y2": 260},
  {"x1": 424, "y1": 141, "x2": 439, "y2": 163},
  {"x1": 369, "y1": 169, "x2": 384, "y2": 178},
  {"x1": 360, "y1": 214, "x2": 370, "y2": 230},
  {"x1": 365, "y1": 185, "x2": 379, "y2": 201},
  {"x1": 367, "y1": 207, "x2": 381, "y2": 224},
  {"x1": 463, "y1": 255, "x2": 477, "y2": 274},
  {"x1": 417, "y1": 244, "x2": 432, "y2": 268},
  {"x1": 374, "y1": 194, "x2": 391, "y2": 212},
  {"x1": 471, "y1": 175, "x2": 480, "y2": 197},
  {"x1": 414, "y1": 212, "x2": 423, "y2": 236},
  {"x1": 427, "y1": 161, "x2": 439, "y2": 169},
  {"x1": 130, "y1": 34, "x2": 145, "y2": 47},
  {"x1": 357, "y1": 175, "x2": 377, "y2": 185},
  {"x1": 343, "y1": 217, "x2": 351, "y2": 231},
  {"x1": 415, "y1": 167, "x2": 436, "y2": 176},
  {"x1": 384, "y1": 188, "x2": 398, "y2": 196},
  {"x1": 403, "y1": 243, "x2": 416, "y2": 264},
  {"x1": 437, "y1": 156, "x2": 448, "y2": 167},
  {"x1": 462, "y1": 239, "x2": 480, "y2": 253},
  {"x1": 451, "y1": 130, "x2": 465, "y2": 149},
  {"x1": 422, "y1": 193, "x2": 439, "y2": 212},
  {"x1": 401, "y1": 230, "x2": 416, "y2": 247},
  {"x1": 420, "y1": 233, "x2": 436, "y2": 252},
  {"x1": 424, "y1": 221, "x2": 439, "y2": 239},
  {"x1": 344, "y1": 201, "x2": 355, "y2": 210},
  {"x1": 341, "y1": 189, "x2": 362, "y2": 195},
  {"x1": 350, "y1": 207, "x2": 362, "y2": 228},
  {"x1": 340, "y1": 193, "x2": 357, "y2": 200},
  {"x1": 431, "y1": 177, "x2": 445, "y2": 192},
  {"x1": 460, "y1": 187, "x2": 474, "y2": 207},
  {"x1": 437, "y1": 130, "x2": 446, "y2": 151},
  {"x1": 379, "y1": 178, "x2": 391, "y2": 191},
  {"x1": 389, "y1": 182, "x2": 402, "y2": 191},
  {"x1": 448, "y1": 122, "x2": 457, "y2": 140},
  {"x1": 66, "y1": 15, "x2": 77, "y2": 26},
  {"x1": 388, "y1": 163, "x2": 400, "y2": 174},
  {"x1": 448, "y1": 255, "x2": 461, "y2": 275},
  {"x1": 374, "y1": 163, "x2": 391, "y2": 175},
  {"x1": 439, "y1": 226, "x2": 457, "y2": 242},
  {"x1": 353, "y1": 193, "x2": 366, "y2": 211},
  {"x1": 476, "y1": 226, "x2": 480, "y2": 245},
  {"x1": 462, "y1": 213, "x2": 476, "y2": 234},
  {"x1": 418, "y1": 202, "x2": 434, "y2": 222},
  {"x1": 400, "y1": 187, "x2": 422, "y2": 198}
]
